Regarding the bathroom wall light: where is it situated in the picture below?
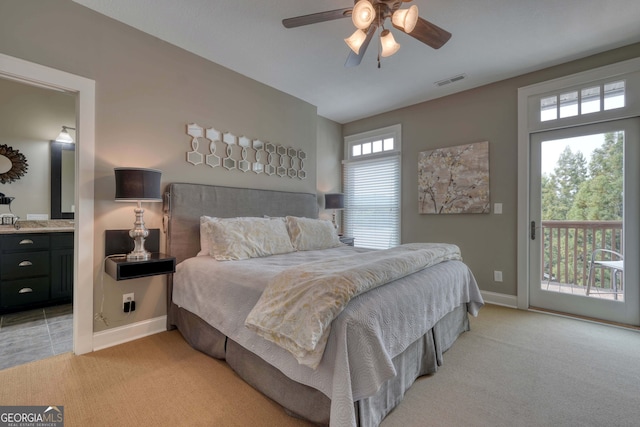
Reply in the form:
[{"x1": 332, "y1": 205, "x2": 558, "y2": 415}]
[{"x1": 55, "y1": 126, "x2": 76, "y2": 143}]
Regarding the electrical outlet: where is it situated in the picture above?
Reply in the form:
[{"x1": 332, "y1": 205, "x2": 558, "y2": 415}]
[
  {"x1": 494, "y1": 271, "x2": 503, "y2": 282},
  {"x1": 123, "y1": 293, "x2": 135, "y2": 312}
]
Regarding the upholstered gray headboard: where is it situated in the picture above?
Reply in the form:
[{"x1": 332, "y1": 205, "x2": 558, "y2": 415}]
[{"x1": 164, "y1": 183, "x2": 319, "y2": 265}]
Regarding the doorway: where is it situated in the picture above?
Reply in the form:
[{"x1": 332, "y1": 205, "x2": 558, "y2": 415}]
[
  {"x1": 0, "y1": 52, "x2": 96, "y2": 356},
  {"x1": 529, "y1": 119, "x2": 640, "y2": 324}
]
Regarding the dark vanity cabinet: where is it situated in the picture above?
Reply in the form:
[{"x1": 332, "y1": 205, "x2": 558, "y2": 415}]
[
  {"x1": 0, "y1": 232, "x2": 73, "y2": 313},
  {"x1": 50, "y1": 233, "x2": 74, "y2": 299}
]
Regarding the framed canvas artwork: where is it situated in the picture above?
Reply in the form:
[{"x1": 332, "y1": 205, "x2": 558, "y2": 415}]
[{"x1": 418, "y1": 141, "x2": 490, "y2": 214}]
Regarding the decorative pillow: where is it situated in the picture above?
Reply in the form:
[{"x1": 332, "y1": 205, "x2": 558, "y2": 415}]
[
  {"x1": 198, "y1": 215, "x2": 216, "y2": 256},
  {"x1": 203, "y1": 216, "x2": 295, "y2": 261},
  {"x1": 285, "y1": 216, "x2": 342, "y2": 251}
]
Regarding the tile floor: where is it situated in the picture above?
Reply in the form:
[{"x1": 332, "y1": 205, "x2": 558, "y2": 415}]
[{"x1": 0, "y1": 304, "x2": 73, "y2": 370}]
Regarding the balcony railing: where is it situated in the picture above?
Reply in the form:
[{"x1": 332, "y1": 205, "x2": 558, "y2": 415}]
[{"x1": 541, "y1": 220, "x2": 623, "y2": 290}]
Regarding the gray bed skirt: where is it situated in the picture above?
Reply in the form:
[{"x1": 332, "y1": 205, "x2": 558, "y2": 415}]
[{"x1": 172, "y1": 303, "x2": 470, "y2": 426}]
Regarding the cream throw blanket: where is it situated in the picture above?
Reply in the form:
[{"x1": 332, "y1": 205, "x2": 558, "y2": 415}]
[{"x1": 245, "y1": 243, "x2": 462, "y2": 368}]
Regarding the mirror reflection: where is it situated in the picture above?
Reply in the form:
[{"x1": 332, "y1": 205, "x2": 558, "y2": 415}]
[{"x1": 51, "y1": 141, "x2": 75, "y2": 219}]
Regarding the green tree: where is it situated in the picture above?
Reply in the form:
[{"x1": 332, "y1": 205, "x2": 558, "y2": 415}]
[
  {"x1": 567, "y1": 132, "x2": 623, "y2": 220},
  {"x1": 542, "y1": 146, "x2": 587, "y2": 220},
  {"x1": 541, "y1": 174, "x2": 561, "y2": 220}
]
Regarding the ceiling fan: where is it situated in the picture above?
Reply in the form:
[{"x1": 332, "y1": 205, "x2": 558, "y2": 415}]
[{"x1": 282, "y1": 0, "x2": 452, "y2": 67}]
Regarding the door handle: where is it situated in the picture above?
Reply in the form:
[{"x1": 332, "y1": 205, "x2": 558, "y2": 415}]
[
  {"x1": 19, "y1": 287, "x2": 33, "y2": 294},
  {"x1": 18, "y1": 260, "x2": 33, "y2": 267},
  {"x1": 19, "y1": 239, "x2": 34, "y2": 245},
  {"x1": 530, "y1": 221, "x2": 536, "y2": 240}
]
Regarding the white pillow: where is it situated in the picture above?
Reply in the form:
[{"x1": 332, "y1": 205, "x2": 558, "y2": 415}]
[
  {"x1": 198, "y1": 215, "x2": 216, "y2": 256},
  {"x1": 203, "y1": 217, "x2": 295, "y2": 261},
  {"x1": 199, "y1": 216, "x2": 262, "y2": 256},
  {"x1": 285, "y1": 216, "x2": 342, "y2": 251}
]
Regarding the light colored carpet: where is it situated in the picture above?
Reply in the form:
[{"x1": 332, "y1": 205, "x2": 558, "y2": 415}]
[
  {"x1": 382, "y1": 305, "x2": 640, "y2": 427},
  {"x1": 1, "y1": 304, "x2": 639, "y2": 426}
]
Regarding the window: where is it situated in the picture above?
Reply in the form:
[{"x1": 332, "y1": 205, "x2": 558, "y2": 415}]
[
  {"x1": 540, "y1": 79, "x2": 626, "y2": 122},
  {"x1": 343, "y1": 125, "x2": 401, "y2": 249}
]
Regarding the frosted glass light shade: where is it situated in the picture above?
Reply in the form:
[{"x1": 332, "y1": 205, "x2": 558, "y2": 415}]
[
  {"x1": 391, "y1": 5, "x2": 419, "y2": 33},
  {"x1": 55, "y1": 126, "x2": 75, "y2": 143},
  {"x1": 352, "y1": 0, "x2": 375, "y2": 29},
  {"x1": 344, "y1": 29, "x2": 367, "y2": 54},
  {"x1": 380, "y1": 29, "x2": 400, "y2": 57}
]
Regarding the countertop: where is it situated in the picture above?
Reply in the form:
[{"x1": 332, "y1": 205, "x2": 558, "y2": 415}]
[{"x1": 0, "y1": 220, "x2": 74, "y2": 234}]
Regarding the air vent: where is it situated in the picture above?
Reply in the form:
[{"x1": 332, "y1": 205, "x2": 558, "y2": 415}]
[{"x1": 435, "y1": 74, "x2": 466, "y2": 87}]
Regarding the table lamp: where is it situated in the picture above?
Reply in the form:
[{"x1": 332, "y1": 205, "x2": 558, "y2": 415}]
[
  {"x1": 114, "y1": 167, "x2": 162, "y2": 260},
  {"x1": 324, "y1": 193, "x2": 344, "y2": 233}
]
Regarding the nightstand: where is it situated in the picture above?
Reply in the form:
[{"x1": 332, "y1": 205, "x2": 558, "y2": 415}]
[
  {"x1": 339, "y1": 236, "x2": 355, "y2": 246},
  {"x1": 105, "y1": 253, "x2": 176, "y2": 281},
  {"x1": 104, "y1": 228, "x2": 175, "y2": 280}
]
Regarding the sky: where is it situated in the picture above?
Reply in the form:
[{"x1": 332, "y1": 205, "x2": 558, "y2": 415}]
[{"x1": 540, "y1": 133, "x2": 609, "y2": 176}]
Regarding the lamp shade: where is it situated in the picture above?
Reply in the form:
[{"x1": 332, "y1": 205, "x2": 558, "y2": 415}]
[
  {"x1": 345, "y1": 29, "x2": 367, "y2": 54},
  {"x1": 380, "y1": 29, "x2": 401, "y2": 57},
  {"x1": 325, "y1": 193, "x2": 345, "y2": 210},
  {"x1": 114, "y1": 167, "x2": 162, "y2": 202},
  {"x1": 352, "y1": 0, "x2": 375, "y2": 30},
  {"x1": 391, "y1": 5, "x2": 419, "y2": 33},
  {"x1": 55, "y1": 126, "x2": 75, "y2": 143}
]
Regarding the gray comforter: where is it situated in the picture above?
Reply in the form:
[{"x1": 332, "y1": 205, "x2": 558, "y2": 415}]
[{"x1": 173, "y1": 246, "x2": 483, "y2": 427}]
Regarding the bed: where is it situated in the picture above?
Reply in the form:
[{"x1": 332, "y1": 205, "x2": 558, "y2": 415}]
[{"x1": 164, "y1": 183, "x2": 484, "y2": 427}]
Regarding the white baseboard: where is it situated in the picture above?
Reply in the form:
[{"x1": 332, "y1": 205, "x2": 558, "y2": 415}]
[
  {"x1": 480, "y1": 291, "x2": 518, "y2": 308},
  {"x1": 93, "y1": 315, "x2": 167, "y2": 351}
]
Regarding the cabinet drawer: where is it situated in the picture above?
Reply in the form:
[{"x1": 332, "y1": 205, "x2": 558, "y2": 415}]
[
  {"x1": 1, "y1": 277, "x2": 50, "y2": 308},
  {"x1": 1, "y1": 251, "x2": 50, "y2": 279},
  {"x1": 1, "y1": 234, "x2": 50, "y2": 251}
]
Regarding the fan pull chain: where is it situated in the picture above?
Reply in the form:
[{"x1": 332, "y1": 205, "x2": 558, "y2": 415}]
[{"x1": 377, "y1": 27, "x2": 382, "y2": 69}]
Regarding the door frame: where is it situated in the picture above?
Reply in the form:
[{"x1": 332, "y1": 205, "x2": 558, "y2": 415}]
[
  {"x1": 518, "y1": 57, "x2": 640, "y2": 313},
  {"x1": 0, "y1": 53, "x2": 95, "y2": 354}
]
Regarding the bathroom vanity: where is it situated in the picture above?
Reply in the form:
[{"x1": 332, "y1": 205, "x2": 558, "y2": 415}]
[{"x1": 0, "y1": 220, "x2": 74, "y2": 313}]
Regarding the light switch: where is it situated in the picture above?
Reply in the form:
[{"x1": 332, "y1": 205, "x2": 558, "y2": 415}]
[{"x1": 494, "y1": 203, "x2": 502, "y2": 214}]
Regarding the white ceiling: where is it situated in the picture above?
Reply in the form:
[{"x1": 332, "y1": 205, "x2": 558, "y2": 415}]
[{"x1": 73, "y1": 0, "x2": 640, "y2": 124}]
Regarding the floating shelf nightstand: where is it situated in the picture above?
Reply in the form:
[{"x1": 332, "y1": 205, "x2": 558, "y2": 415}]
[
  {"x1": 339, "y1": 236, "x2": 355, "y2": 246},
  {"x1": 105, "y1": 253, "x2": 176, "y2": 281},
  {"x1": 104, "y1": 228, "x2": 175, "y2": 280}
]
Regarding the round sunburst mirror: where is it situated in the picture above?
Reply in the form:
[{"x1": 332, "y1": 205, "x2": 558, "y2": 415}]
[{"x1": 0, "y1": 144, "x2": 28, "y2": 184}]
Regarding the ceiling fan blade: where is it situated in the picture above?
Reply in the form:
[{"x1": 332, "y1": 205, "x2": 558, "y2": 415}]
[
  {"x1": 395, "y1": 16, "x2": 452, "y2": 49},
  {"x1": 283, "y1": 7, "x2": 352, "y2": 28},
  {"x1": 345, "y1": 24, "x2": 377, "y2": 67}
]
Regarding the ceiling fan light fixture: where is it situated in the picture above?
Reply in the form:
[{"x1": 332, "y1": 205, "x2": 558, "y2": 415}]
[
  {"x1": 345, "y1": 29, "x2": 367, "y2": 54},
  {"x1": 391, "y1": 5, "x2": 419, "y2": 33},
  {"x1": 380, "y1": 29, "x2": 400, "y2": 57},
  {"x1": 352, "y1": 0, "x2": 375, "y2": 30}
]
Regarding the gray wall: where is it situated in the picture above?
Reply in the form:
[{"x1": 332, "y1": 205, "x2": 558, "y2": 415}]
[
  {"x1": 316, "y1": 116, "x2": 343, "y2": 220},
  {"x1": 343, "y1": 43, "x2": 640, "y2": 296},
  {"x1": 0, "y1": 78, "x2": 75, "y2": 219},
  {"x1": 0, "y1": 0, "x2": 341, "y2": 332}
]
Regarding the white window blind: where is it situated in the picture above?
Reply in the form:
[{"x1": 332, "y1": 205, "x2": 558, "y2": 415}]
[{"x1": 343, "y1": 154, "x2": 401, "y2": 249}]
